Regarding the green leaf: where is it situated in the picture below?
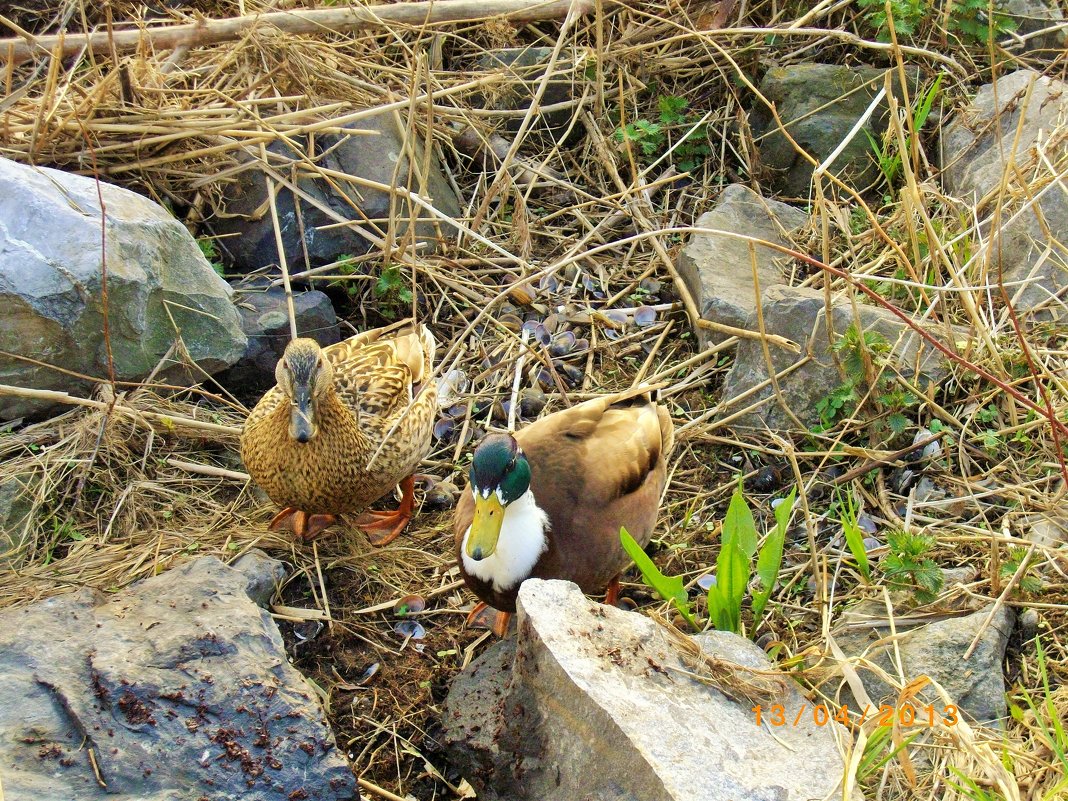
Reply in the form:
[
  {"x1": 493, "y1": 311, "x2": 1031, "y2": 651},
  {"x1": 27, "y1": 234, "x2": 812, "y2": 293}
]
[
  {"x1": 838, "y1": 489, "x2": 871, "y2": 582},
  {"x1": 620, "y1": 527, "x2": 697, "y2": 629},
  {"x1": 657, "y1": 95, "x2": 688, "y2": 123},
  {"x1": 709, "y1": 534, "x2": 747, "y2": 633},
  {"x1": 724, "y1": 485, "x2": 758, "y2": 558},
  {"x1": 751, "y1": 488, "x2": 795, "y2": 620},
  {"x1": 913, "y1": 73, "x2": 942, "y2": 130}
]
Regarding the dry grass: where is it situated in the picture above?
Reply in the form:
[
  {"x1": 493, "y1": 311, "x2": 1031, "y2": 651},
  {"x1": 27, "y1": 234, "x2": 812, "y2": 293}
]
[{"x1": 2, "y1": 0, "x2": 1067, "y2": 799}]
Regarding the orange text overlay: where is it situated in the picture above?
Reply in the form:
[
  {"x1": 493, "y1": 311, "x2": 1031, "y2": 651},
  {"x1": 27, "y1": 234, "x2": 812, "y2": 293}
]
[{"x1": 752, "y1": 703, "x2": 959, "y2": 728}]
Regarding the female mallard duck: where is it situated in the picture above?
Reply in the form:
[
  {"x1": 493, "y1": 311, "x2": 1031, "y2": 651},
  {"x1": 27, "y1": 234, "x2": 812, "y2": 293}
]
[
  {"x1": 241, "y1": 322, "x2": 436, "y2": 544},
  {"x1": 453, "y1": 388, "x2": 674, "y2": 635}
]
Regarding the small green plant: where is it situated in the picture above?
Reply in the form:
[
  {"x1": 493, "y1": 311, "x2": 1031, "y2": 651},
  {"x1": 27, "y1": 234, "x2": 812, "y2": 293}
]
[
  {"x1": 197, "y1": 238, "x2": 226, "y2": 277},
  {"x1": 945, "y1": 0, "x2": 1017, "y2": 44},
  {"x1": 1007, "y1": 638, "x2": 1068, "y2": 795},
  {"x1": 857, "y1": 0, "x2": 1016, "y2": 45},
  {"x1": 815, "y1": 325, "x2": 917, "y2": 436},
  {"x1": 622, "y1": 484, "x2": 796, "y2": 635},
  {"x1": 856, "y1": 724, "x2": 921, "y2": 782},
  {"x1": 881, "y1": 530, "x2": 943, "y2": 603},
  {"x1": 373, "y1": 264, "x2": 413, "y2": 319},
  {"x1": 749, "y1": 487, "x2": 795, "y2": 621},
  {"x1": 614, "y1": 95, "x2": 712, "y2": 172},
  {"x1": 815, "y1": 325, "x2": 889, "y2": 429},
  {"x1": 946, "y1": 768, "x2": 1007, "y2": 801},
  {"x1": 620, "y1": 527, "x2": 697, "y2": 628},
  {"x1": 327, "y1": 254, "x2": 362, "y2": 300},
  {"x1": 865, "y1": 74, "x2": 942, "y2": 188},
  {"x1": 837, "y1": 488, "x2": 871, "y2": 582},
  {"x1": 999, "y1": 547, "x2": 1044, "y2": 595}
]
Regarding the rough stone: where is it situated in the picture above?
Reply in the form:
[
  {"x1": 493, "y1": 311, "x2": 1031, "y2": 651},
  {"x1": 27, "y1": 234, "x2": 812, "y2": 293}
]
[
  {"x1": 677, "y1": 184, "x2": 809, "y2": 347},
  {"x1": 216, "y1": 277, "x2": 340, "y2": 402},
  {"x1": 1000, "y1": 0, "x2": 1067, "y2": 58},
  {"x1": 751, "y1": 63, "x2": 921, "y2": 197},
  {"x1": 444, "y1": 579, "x2": 853, "y2": 801},
  {"x1": 0, "y1": 475, "x2": 34, "y2": 566},
  {"x1": 0, "y1": 553, "x2": 358, "y2": 801},
  {"x1": 478, "y1": 47, "x2": 584, "y2": 143},
  {"x1": 0, "y1": 156, "x2": 247, "y2": 422},
  {"x1": 941, "y1": 70, "x2": 1068, "y2": 320},
  {"x1": 1019, "y1": 510, "x2": 1068, "y2": 547},
  {"x1": 721, "y1": 285, "x2": 956, "y2": 431},
  {"x1": 208, "y1": 108, "x2": 461, "y2": 273},
  {"x1": 833, "y1": 602, "x2": 1014, "y2": 725}
]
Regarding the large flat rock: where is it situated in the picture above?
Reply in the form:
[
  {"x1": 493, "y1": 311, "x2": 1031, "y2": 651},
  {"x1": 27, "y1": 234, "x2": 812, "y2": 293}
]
[
  {"x1": 0, "y1": 552, "x2": 358, "y2": 801},
  {"x1": 941, "y1": 70, "x2": 1068, "y2": 320},
  {"x1": 677, "y1": 184, "x2": 808, "y2": 347},
  {"x1": 721, "y1": 285, "x2": 955, "y2": 431},
  {"x1": 208, "y1": 107, "x2": 461, "y2": 272},
  {"x1": 444, "y1": 579, "x2": 853, "y2": 801}
]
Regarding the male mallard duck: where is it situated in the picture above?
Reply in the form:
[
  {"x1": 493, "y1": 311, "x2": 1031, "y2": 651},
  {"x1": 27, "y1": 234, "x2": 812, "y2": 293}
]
[
  {"x1": 241, "y1": 322, "x2": 436, "y2": 544},
  {"x1": 453, "y1": 388, "x2": 674, "y2": 635}
]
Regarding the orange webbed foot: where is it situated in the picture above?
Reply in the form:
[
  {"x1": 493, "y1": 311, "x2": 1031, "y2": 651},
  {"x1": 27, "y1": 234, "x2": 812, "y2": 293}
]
[
  {"x1": 466, "y1": 602, "x2": 513, "y2": 638},
  {"x1": 356, "y1": 474, "x2": 416, "y2": 546}
]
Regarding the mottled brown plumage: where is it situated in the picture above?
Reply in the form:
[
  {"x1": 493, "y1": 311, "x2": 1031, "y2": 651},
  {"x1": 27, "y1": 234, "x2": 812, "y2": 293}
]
[
  {"x1": 453, "y1": 388, "x2": 674, "y2": 620},
  {"x1": 241, "y1": 322, "x2": 436, "y2": 542}
]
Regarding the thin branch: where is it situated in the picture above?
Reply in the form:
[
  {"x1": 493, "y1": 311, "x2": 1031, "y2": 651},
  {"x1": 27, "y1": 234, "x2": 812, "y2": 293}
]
[{"x1": 0, "y1": 0, "x2": 593, "y2": 66}]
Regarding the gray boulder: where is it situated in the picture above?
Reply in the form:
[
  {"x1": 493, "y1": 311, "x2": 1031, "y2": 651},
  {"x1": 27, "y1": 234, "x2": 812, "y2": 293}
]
[
  {"x1": 721, "y1": 285, "x2": 954, "y2": 431},
  {"x1": 1000, "y1": 0, "x2": 1067, "y2": 58},
  {"x1": 444, "y1": 579, "x2": 853, "y2": 801},
  {"x1": 209, "y1": 108, "x2": 461, "y2": 272},
  {"x1": 751, "y1": 64, "x2": 921, "y2": 197},
  {"x1": 833, "y1": 602, "x2": 1013, "y2": 725},
  {"x1": 0, "y1": 156, "x2": 247, "y2": 422},
  {"x1": 217, "y1": 278, "x2": 340, "y2": 402},
  {"x1": 0, "y1": 552, "x2": 358, "y2": 801},
  {"x1": 479, "y1": 47, "x2": 583, "y2": 143},
  {"x1": 677, "y1": 184, "x2": 808, "y2": 347},
  {"x1": 941, "y1": 70, "x2": 1068, "y2": 320}
]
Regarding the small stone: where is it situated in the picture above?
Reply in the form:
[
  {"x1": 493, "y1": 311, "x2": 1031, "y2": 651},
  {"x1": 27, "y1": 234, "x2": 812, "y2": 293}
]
[
  {"x1": 1017, "y1": 608, "x2": 1039, "y2": 641},
  {"x1": 208, "y1": 108, "x2": 460, "y2": 271},
  {"x1": 424, "y1": 480, "x2": 460, "y2": 509},
  {"x1": 518, "y1": 388, "x2": 547, "y2": 418},
  {"x1": 677, "y1": 185, "x2": 807, "y2": 348}
]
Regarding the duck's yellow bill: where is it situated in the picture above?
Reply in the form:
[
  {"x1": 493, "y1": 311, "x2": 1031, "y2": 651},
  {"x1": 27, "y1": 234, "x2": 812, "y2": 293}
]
[{"x1": 466, "y1": 494, "x2": 505, "y2": 560}]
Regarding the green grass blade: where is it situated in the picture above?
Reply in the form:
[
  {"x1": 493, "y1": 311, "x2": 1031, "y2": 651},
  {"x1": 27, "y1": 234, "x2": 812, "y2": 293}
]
[
  {"x1": 724, "y1": 484, "x2": 758, "y2": 557},
  {"x1": 620, "y1": 527, "x2": 697, "y2": 629},
  {"x1": 711, "y1": 532, "x2": 747, "y2": 633},
  {"x1": 838, "y1": 488, "x2": 871, "y2": 582},
  {"x1": 751, "y1": 488, "x2": 796, "y2": 620},
  {"x1": 913, "y1": 73, "x2": 942, "y2": 130}
]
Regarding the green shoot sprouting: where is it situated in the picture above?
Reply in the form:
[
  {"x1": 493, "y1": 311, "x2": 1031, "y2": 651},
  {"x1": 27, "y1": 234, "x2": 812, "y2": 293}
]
[{"x1": 620, "y1": 527, "x2": 697, "y2": 629}]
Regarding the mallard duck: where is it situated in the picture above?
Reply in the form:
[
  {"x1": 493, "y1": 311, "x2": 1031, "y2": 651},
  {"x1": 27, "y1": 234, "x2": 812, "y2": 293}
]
[
  {"x1": 453, "y1": 388, "x2": 674, "y2": 635},
  {"x1": 241, "y1": 322, "x2": 437, "y2": 544}
]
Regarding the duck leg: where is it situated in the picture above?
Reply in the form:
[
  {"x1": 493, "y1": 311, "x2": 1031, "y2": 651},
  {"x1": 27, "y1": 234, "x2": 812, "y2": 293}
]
[
  {"x1": 269, "y1": 508, "x2": 338, "y2": 541},
  {"x1": 466, "y1": 602, "x2": 513, "y2": 638},
  {"x1": 355, "y1": 474, "x2": 415, "y2": 546}
]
